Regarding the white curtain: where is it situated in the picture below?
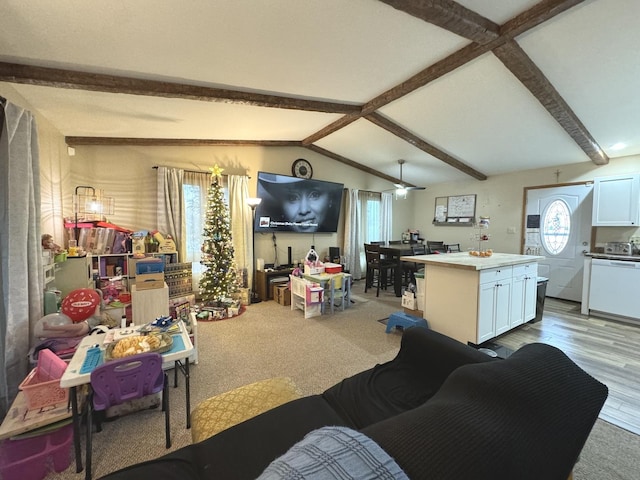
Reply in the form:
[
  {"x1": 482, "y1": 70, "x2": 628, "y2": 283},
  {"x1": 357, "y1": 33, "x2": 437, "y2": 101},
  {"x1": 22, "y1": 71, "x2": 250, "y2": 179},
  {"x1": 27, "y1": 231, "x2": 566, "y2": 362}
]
[
  {"x1": 343, "y1": 189, "x2": 392, "y2": 279},
  {"x1": 181, "y1": 171, "x2": 209, "y2": 291},
  {"x1": 0, "y1": 99, "x2": 43, "y2": 417},
  {"x1": 381, "y1": 192, "x2": 393, "y2": 244},
  {"x1": 227, "y1": 176, "x2": 251, "y2": 289},
  {"x1": 168, "y1": 171, "x2": 250, "y2": 292},
  {"x1": 157, "y1": 167, "x2": 185, "y2": 261},
  {"x1": 344, "y1": 189, "x2": 362, "y2": 279}
]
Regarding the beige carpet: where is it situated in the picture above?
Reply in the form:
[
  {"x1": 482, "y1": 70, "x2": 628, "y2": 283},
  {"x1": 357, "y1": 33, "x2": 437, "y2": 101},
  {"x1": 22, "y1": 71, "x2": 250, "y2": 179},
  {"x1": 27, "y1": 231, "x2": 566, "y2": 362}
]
[
  {"x1": 46, "y1": 281, "x2": 638, "y2": 479},
  {"x1": 48, "y1": 281, "x2": 401, "y2": 479}
]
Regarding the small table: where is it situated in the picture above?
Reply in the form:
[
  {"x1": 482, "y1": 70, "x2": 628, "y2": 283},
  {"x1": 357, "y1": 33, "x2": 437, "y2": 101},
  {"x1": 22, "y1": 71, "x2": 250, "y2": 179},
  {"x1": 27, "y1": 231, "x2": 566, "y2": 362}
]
[
  {"x1": 0, "y1": 391, "x2": 71, "y2": 441},
  {"x1": 60, "y1": 320, "x2": 195, "y2": 473},
  {"x1": 303, "y1": 272, "x2": 352, "y2": 314}
]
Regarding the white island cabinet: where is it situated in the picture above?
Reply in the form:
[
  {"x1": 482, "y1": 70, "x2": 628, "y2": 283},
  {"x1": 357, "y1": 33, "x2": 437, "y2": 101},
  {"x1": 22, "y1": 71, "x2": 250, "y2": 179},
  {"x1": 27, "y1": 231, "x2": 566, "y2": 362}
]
[{"x1": 400, "y1": 252, "x2": 542, "y2": 345}]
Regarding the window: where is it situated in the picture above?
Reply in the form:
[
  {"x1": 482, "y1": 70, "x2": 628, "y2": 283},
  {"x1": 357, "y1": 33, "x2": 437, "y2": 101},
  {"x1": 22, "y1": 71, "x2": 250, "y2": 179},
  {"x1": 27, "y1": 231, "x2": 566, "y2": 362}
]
[
  {"x1": 365, "y1": 198, "x2": 381, "y2": 242},
  {"x1": 183, "y1": 173, "x2": 229, "y2": 289},
  {"x1": 542, "y1": 199, "x2": 570, "y2": 255}
]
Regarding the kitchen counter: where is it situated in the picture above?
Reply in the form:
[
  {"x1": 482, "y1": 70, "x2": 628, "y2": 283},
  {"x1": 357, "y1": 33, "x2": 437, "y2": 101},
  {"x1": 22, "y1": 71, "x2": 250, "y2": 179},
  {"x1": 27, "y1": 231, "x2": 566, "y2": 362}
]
[
  {"x1": 586, "y1": 253, "x2": 640, "y2": 262},
  {"x1": 404, "y1": 252, "x2": 541, "y2": 345},
  {"x1": 401, "y1": 252, "x2": 544, "y2": 270}
]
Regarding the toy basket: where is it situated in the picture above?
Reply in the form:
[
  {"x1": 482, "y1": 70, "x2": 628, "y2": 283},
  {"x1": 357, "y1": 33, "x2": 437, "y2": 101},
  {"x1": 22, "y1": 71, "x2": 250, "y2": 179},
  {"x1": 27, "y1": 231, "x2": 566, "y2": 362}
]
[{"x1": 19, "y1": 349, "x2": 68, "y2": 410}]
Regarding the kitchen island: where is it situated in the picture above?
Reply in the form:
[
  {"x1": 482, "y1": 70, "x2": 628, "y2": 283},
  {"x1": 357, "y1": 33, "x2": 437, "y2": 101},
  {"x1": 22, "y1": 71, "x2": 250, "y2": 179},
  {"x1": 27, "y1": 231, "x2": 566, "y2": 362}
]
[{"x1": 400, "y1": 252, "x2": 544, "y2": 345}]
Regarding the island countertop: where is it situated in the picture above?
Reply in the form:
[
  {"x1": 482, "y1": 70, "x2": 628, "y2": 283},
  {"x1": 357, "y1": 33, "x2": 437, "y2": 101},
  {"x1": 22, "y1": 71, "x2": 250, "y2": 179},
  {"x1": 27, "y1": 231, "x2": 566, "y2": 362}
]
[{"x1": 400, "y1": 252, "x2": 545, "y2": 271}]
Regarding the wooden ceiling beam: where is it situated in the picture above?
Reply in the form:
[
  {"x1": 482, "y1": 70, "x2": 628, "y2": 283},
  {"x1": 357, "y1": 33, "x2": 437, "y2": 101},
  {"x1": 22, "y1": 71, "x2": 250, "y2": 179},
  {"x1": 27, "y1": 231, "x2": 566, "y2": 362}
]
[
  {"x1": 364, "y1": 112, "x2": 487, "y2": 181},
  {"x1": 379, "y1": 0, "x2": 500, "y2": 43},
  {"x1": 301, "y1": 112, "x2": 362, "y2": 145},
  {"x1": 365, "y1": 0, "x2": 584, "y2": 113},
  {"x1": 65, "y1": 137, "x2": 301, "y2": 147},
  {"x1": 305, "y1": 144, "x2": 407, "y2": 185},
  {"x1": 493, "y1": 41, "x2": 608, "y2": 165},
  {"x1": 0, "y1": 62, "x2": 359, "y2": 115}
]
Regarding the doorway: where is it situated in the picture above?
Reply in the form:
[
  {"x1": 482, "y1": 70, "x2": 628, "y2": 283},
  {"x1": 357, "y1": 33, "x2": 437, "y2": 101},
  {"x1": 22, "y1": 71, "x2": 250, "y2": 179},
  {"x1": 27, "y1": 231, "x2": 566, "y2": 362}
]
[{"x1": 524, "y1": 183, "x2": 593, "y2": 302}]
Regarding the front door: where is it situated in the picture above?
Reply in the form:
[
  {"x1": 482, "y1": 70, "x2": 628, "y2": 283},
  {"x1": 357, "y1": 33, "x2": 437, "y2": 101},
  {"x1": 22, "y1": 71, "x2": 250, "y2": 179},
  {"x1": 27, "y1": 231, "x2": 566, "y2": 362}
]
[{"x1": 525, "y1": 184, "x2": 593, "y2": 302}]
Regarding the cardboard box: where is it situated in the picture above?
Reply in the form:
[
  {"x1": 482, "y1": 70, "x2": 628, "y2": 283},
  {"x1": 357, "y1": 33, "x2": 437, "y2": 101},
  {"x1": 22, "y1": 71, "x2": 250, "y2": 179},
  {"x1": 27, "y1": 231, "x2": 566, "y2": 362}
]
[
  {"x1": 403, "y1": 307, "x2": 424, "y2": 318},
  {"x1": 231, "y1": 287, "x2": 250, "y2": 306},
  {"x1": 274, "y1": 285, "x2": 291, "y2": 306},
  {"x1": 270, "y1": 277, "x2": 289, "y2": 299},
  {"x1": 135, "y1": 272, "x2": 164, "y2": 290}
]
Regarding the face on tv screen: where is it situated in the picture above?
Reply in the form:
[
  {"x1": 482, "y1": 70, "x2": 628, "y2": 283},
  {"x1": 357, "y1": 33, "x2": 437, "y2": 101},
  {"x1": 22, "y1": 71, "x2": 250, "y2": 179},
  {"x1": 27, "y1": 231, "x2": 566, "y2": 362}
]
[{"x1": 254, "y1": 172, "x2": 344, "y2": 233}]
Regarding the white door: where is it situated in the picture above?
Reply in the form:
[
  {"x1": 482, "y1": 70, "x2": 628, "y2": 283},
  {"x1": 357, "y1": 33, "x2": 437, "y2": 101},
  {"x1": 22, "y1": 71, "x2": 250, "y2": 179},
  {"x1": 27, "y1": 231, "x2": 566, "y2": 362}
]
[{"x1": 525, "y1": 184, "x2": 593, "y2": 302}]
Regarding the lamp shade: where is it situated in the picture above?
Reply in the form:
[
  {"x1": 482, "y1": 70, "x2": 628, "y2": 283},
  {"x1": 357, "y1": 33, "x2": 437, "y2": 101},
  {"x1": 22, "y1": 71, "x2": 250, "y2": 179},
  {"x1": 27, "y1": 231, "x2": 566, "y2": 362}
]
[{"x1": 246, "y1": 197, "x2": 262, "y2": 208}]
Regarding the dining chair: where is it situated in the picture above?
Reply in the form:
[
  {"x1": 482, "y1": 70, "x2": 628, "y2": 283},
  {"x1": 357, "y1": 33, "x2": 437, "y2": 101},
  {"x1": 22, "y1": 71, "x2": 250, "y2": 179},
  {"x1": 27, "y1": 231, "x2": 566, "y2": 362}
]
[
  {"x1": 364, "y1": 244, "x2": 396, "y2": 297},
  {"x1": 427, "y1": 241, "x2": 446, "y2": 254},
  {"x1": 86, "y1": 352, "x2": 170, "y2": 480},
  {"x1": 401, "y1": 244, "x2": 427, "y2": 286},
  {"x1": 446, "y1": 243, "x2": 461, "y2": 252}
]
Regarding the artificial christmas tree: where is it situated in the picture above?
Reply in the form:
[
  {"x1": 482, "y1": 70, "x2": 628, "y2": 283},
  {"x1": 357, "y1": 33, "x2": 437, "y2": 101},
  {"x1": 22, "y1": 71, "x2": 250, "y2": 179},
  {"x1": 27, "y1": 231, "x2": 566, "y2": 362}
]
[{"x1": 199, "y1": 165, "x2": 238, "y2": 305}]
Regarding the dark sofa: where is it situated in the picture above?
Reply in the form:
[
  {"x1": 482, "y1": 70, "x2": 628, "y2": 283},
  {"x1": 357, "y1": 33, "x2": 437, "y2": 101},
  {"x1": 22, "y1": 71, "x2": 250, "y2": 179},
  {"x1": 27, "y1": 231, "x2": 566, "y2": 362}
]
[{"x1": 100, "y1": 327, "x2": 608, "y2": 480}]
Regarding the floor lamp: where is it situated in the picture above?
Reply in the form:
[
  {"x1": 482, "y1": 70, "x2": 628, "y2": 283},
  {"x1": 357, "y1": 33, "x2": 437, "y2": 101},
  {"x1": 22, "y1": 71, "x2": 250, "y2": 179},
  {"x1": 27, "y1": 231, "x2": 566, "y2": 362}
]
[{"x1": 246, "y1": 197, "x2": 262, "y2": 304}]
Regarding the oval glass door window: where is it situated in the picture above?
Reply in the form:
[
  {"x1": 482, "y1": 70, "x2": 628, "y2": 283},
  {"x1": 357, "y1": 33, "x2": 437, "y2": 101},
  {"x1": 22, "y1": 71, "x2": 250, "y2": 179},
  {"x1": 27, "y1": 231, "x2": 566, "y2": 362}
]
[{"x1": 542, "y1": 199, "x2": 570, "y2": 255}]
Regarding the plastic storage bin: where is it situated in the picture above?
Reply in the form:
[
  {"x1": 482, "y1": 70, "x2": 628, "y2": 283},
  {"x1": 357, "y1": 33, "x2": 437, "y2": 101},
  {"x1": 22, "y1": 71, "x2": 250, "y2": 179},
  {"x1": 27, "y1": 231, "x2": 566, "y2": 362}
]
[
  {"x1": 135, "y1": 258, "x2": 165, "y2": 275},
  {"x1": 18, "y1": 349, "x2": 68, "y2": 410},
  {"x1": 0, "y1": 423, "x2": 73, "y2": 480}
]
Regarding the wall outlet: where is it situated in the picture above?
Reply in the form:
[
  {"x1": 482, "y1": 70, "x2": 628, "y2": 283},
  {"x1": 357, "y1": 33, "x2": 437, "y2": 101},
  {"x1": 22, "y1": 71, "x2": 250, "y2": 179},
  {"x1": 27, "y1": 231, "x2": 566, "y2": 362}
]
[{"x1": 507, "y1": 226, "x2": 516, "y2": 234}]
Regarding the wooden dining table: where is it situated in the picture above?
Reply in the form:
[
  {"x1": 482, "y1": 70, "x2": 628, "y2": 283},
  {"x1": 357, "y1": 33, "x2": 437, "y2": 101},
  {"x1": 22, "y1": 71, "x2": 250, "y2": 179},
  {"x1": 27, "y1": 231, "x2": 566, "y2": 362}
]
[{"x1": 378, "y1": 244, "x2": 414, "y2": 297}]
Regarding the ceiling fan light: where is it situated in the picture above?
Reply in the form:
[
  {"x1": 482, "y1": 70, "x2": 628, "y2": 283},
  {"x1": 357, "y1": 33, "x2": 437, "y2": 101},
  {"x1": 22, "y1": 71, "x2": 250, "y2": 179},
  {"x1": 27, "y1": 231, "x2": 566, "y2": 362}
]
[{"x1": 395, "y1": 187, "x2": 408, "y2": 199}]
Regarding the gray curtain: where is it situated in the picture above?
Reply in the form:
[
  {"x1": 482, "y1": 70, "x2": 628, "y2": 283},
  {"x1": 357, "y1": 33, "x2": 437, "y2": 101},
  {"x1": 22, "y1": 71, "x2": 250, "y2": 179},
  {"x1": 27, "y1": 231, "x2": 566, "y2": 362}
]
[
  {"x1": 0, "y1": 99, "x2": 43, "y2": 417},
  {"x1": 157, "y1": 166, "x2": 185, "y2": 261}
]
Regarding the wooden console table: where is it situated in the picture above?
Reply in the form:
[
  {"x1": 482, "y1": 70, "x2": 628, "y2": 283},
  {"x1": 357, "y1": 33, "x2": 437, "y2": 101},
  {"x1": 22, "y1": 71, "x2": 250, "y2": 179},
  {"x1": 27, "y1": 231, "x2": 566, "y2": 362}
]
[{"x1": 255, "y1": 268, "x2": 293, "y2": 301}]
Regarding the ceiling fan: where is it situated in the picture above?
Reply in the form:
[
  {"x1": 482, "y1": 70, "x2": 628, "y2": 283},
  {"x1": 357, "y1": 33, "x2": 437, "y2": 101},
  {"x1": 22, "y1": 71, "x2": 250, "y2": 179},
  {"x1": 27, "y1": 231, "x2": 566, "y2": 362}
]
[{"x1": 391, "y1": 160, "x2": 425, "y2": 198}]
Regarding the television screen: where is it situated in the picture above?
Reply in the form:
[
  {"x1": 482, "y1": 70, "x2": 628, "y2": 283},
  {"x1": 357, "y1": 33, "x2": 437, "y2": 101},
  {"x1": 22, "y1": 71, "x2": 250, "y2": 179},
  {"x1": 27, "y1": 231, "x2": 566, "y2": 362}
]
[{"x1": 254, "y1": 172, "x2": 344, "y2": 233}]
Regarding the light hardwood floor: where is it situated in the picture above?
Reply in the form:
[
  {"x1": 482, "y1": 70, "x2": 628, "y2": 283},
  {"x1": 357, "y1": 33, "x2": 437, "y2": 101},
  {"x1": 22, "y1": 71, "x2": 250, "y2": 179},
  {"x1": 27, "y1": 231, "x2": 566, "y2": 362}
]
[{"x1": 497, "y1": 297, "x2": 640, "y2": 435}]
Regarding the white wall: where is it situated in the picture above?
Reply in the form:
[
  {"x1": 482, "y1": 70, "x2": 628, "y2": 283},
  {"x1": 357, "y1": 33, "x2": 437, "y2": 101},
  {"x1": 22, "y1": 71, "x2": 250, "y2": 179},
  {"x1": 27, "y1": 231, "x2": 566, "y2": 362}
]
[
  {"x1": 0, "y1": 83, "x2": 71, "y2": 243},
  {"x1": 2, "y1": 80, "x2": 636, "y2": 259},
  {"x1": 409, "y1": 156, "x2": 640, "y2": 253},
  {"x1": 66, "y1": 144, "x2": 409, "y2": 265}
]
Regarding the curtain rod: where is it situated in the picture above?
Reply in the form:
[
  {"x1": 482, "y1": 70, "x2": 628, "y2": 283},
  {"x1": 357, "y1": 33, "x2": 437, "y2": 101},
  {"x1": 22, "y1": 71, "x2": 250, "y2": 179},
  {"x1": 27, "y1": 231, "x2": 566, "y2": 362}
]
[{"x1": 152, "y1": 165, "x2": 250, "y2": 178}]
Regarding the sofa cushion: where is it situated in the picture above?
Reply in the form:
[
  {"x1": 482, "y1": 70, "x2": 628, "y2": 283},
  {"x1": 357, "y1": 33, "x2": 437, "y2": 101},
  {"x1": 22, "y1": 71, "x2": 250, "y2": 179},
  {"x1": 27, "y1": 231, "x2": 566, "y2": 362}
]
[
  {"x1": 191, "y1": 377, "x2": 302, "y2": 443},
  {"x1": 258, "y1": 426, "x2": 409, "y2": 480},
  {"x1": 323, "y1": 327, "x2": 495, "y2": 428},
  {"x1": 99, "y1": 395, "x2": 351, "y2": 480},
  {"x1": 362, "y1": 342, "x2": 608, "y2": 480}
]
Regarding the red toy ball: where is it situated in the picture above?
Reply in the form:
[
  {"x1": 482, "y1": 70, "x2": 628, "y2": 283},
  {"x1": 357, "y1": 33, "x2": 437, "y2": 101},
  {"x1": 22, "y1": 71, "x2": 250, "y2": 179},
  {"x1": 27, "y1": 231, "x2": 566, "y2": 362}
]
[{"x1": 61, "y1": 288, "x2": 101, "y2": 322}]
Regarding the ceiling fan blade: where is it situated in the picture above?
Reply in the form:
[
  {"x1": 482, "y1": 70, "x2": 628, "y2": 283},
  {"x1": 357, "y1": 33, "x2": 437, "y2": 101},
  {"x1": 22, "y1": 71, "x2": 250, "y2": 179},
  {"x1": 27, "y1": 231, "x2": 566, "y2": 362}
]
[{"x1": 405, "y1": 186, "x2": 426, "y2": 191}]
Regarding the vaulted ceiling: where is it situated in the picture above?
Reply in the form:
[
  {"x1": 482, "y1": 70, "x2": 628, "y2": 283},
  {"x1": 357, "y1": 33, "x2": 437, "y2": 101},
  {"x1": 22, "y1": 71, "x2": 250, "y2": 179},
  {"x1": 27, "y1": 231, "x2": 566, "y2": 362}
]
[{"x1": 1, "y1": 0, "x2": 638, "y2": 189}]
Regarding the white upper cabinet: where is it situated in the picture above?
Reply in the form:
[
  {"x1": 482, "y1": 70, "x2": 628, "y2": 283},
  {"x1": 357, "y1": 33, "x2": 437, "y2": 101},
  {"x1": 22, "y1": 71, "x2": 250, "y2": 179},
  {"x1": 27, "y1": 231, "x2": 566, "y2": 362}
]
[{"x1": 592, "y1": 174, "x2": 640, "y2": 226}]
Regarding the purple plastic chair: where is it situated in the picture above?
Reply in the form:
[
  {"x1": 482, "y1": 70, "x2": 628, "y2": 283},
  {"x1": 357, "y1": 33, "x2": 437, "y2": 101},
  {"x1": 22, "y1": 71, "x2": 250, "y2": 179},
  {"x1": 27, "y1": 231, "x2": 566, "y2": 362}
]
[{"x1": 86, "y1": 352, "x2": 170, "y2": 480}]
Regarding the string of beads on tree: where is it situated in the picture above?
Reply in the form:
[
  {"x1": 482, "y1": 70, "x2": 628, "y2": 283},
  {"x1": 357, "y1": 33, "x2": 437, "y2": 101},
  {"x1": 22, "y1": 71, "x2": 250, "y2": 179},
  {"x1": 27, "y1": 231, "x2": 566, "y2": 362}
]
[{"x1": 199, "y1": 165, "x2": 238, "y2": 305}]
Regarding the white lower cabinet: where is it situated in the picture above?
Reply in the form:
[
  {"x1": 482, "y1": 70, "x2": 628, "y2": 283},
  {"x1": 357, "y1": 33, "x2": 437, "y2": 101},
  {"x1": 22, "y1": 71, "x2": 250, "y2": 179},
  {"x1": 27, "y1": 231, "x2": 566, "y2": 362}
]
[
  {"x1": 422, "y1": 258, "x2": 540, "y2": 345},
  {"x1": 511, "y1": 263, "x2": 538, "y2": 327},
  {"x1": 477, "y1": 267, "x2": 512, "y2": 343}
]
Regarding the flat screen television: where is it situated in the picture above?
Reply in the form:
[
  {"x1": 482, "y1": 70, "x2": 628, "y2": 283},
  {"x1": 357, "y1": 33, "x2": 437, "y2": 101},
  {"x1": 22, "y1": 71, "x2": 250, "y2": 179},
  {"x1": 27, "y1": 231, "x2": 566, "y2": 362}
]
[{"x1": 254, "y1": 172, "x2": 344, "y2": 233}]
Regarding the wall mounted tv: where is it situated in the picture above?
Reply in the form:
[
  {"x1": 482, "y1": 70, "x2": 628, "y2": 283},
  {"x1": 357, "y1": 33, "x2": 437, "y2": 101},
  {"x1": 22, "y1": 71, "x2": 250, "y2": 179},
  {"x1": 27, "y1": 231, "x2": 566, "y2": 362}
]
[{"x1": 254, "y1": 172, "x2": 344, "y2": 233}]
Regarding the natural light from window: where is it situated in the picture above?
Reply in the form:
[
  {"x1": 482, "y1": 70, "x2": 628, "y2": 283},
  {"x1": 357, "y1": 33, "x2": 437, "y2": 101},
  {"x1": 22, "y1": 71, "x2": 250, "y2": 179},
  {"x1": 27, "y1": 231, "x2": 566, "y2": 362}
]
[{"x1": 542, "y1": 199, "x2": 570, "y2": 255}]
